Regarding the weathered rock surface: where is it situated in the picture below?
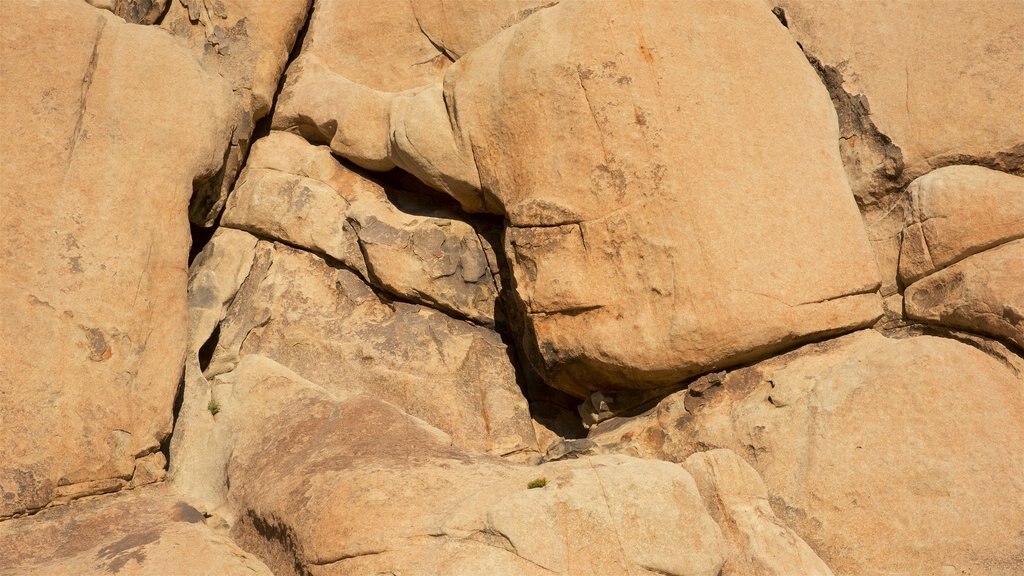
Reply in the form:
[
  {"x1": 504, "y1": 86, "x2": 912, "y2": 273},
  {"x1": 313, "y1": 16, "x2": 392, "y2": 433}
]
[
  {"x1": 899, "y1": 166, "x2": 1024, "y2": 285},
  {"x1": 0, "y1": 0, "x2": 234, "y2": 518},
  {"x1": 188, "y1": 234, "x2": 534, "y2": 456},
  {"x1": 0, "y1": 485, "x2": 272, "y2": 576},
  {"x1": 377, "y1": 0, "x2": 882, "y2": 395},
  {"x1": 222, "y1": 131, "x2": 499, "y2": 324},
  {"x1": 271, "y1": 0, "x2": 553, "y2": 169},
  {"x1": 590, "y1": 331, "x2": 1024, "y2": 575},
  {"x1": 683, "y1": 450, "x2": 834, "y2": 576},
  {"x1": 906, "y1": 239, "x2": 1024, "y2": 349},
  {"x1": 161, "y1": 0, "x2": 312, "y2": 225},
  {"x1": 181, "y1": 354, "x2": 824, "y2": 576},
  {"x1": 775, "y1": 0, "x2": 1024, "y2": 297}
]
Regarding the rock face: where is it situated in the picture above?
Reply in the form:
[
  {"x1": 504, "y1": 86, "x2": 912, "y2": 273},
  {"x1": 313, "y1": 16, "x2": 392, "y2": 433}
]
[
  {"x1": 187, "y1": 231, "x2": 534, "y2": 457},
  {"x1": 222, "y1": 131, "x2": 499, "y2": 324},
  {"x1": 0, "y1": 485, "x2": 272, "y2": 576},
  {"x1": 590, "y1": 331, "x2": 1024, "y2": 575},
  {"x1": 377, "y1": 0, "x2": 882, "y2": 395},
  {"x1": 3, "y1": 0, "x2": 1023, "y2": 574},
  {"x1": 188, "y1": 354, "x2": 826, "y2": 576},
  {"x1": 161, "y1": 0, "x2": 311, "y2": 225},
  {"x1": 774, "y1": 1, "x2": 1024, "y2": 298},
  {"x1": 0, "y1": 0, "x2": 234, "y2": 518}
]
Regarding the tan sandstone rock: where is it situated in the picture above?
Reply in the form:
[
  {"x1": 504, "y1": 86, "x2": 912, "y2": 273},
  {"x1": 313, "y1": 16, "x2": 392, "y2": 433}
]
[
  {"x1": 381, "y1": 0, "x2": 882, "y2": 394},
  {"x1": 774, "y1": 0, "x2": 1024, "y2": 297},
  {"x1": 187, "y1": 235, "x2": 534, "y2": 456},
  {"x1": 222, "y1": 131, "x2": 498, "y2": 324},
  {"x1": 906, "y1": 239, "x2": 1024, "y2": 349},
  {"x1": 0, "y1": 485, "x2": 272, "y2": 576},
  {"x1": 590, "y1": 331, "x2": 1024, "y2": 575},
  {"x1": 271, "y1": 0, "x2": 550, "y2": 170},
  {"x1": 195, "y1": 354, "x2": 812, "y2": 576},
  {"x1": 0, "y1": 0, "x2": 234, "y2": 518},
  {"x1": 683, "y1": 449, "x2": 834, "y2": 576},
  {"x1": 899, "y1": 166, "x2": 1024, "y2": 285},
  {"x1": 161, "y1": 0, "x2": 312, "y2": 225}
]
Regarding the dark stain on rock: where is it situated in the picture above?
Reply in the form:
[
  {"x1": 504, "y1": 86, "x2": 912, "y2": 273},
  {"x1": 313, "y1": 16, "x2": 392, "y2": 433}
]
[
  {"x1": 171, "y1": 501, "x2": 205, "y2": 524},
  {"x1": 85, "y1": 328, "x2": 112, "y2": 361},
  {"x1": 96, "y1": 528, "x2": 161, "y2": 574}
]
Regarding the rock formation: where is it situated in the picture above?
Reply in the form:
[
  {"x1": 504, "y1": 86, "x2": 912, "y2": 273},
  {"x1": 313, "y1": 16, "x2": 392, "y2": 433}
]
[{"x1": 1, "y1": 0, "x2": 1021, "y2": 574}]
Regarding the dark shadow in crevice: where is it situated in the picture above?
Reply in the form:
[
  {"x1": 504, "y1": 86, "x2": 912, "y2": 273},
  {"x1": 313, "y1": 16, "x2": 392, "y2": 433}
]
[{"x1": 159, "y1": 371, "x2": 186, "y2": 471}]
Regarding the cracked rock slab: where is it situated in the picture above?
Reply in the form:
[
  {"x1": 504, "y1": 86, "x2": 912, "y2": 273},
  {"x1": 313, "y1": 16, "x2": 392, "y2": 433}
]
[
  {"x1": 0, "y1": 484, "x2": 272, "y2": 576},
  {"x1": 222, "y1": 131, "x2": 498, "y2": 325},
  {"x1": 906, "y1": 239, "x2": 1024, "y2": 349},
  {"x1": 193, "y1": 237, "x2": 533, "y2": 455},
  {"x1": 0, "y1": 0, "x2": 235, "y2": 518},
  {"x1": 589, "y1": 330, "x2": 1024, "y2": 576}
]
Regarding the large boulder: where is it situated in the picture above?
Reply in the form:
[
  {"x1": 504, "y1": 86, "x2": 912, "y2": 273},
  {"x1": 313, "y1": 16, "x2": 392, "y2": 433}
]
[
  {"x1": 0, "y1": 0, "x2": 234, "y2": 518},
  {"x1": 0, "y1": 484, "x2": 272, "y2": 576},
  {"x1": 271, "y1": 0, "x2": 553, "y2": 169},
  {"x1": 589, "y1": 331, "x2": 1024, "y2": 575},
  {"x1": 380, "y1": 0, "x2": 882, "y2": 395}
]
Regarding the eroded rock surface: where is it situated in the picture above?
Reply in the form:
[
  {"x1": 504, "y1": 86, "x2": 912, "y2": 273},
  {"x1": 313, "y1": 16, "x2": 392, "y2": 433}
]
[
  {"x1": 185, "y1": 354, "x2": 826, "y2": 576},
  {"x1": 0, "y1": 0, "x2": 234, "y2": 518},
  {"x1": 359, "y1": 0, "x2": 881, "y2": 395},
  {"x1": 0, "y1": 485, "x2": 272, "y2": 576},
  {"x1": 186, "y1": 233, "x2": 534, "y2": 457},
  {"x1": 590, "y1": 331, "x2": 1024, "y2": 575}
]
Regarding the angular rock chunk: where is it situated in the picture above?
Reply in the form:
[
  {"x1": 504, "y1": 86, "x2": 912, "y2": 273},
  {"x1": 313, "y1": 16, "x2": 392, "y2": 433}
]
[
  {"x1": 0, "y1": 485, "x2": 272, "y2": 576},
  {"x1": 206, "y1": 356, "x2": 732, "y2": 576},
  {"x1": 381, "y1": 0, "x2": 882, "y2": 394},
  {"x1": 194, "y1": 238, "x2": 532, "y2": 455},
  {"x1": 0, "y1": 0, "x2": 234, "y2": 518},
  {"x1": 899, "y1": 166, "x2": 1024, "y2": 285},
  {"x1": 906, "y1": 239, "x2": 1024, "y2": 349},
  {"x1": 590, "y1": 331, "x2": 1024, "y2": 576},
  {"x1": 222, "y1": 132, "x2": 498, "y2": 324},
  {"x1": 161, "y1": 0, "x2": 312, "y2": 224}
]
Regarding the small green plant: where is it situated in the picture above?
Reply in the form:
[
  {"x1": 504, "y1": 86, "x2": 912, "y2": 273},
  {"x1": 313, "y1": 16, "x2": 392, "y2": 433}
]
[
  {"x1": 527, "y1": 477, "x2": 547, "y2": 489},
  {"x1": 208, "y1": 400, "x2": 221, "y2": 416}
]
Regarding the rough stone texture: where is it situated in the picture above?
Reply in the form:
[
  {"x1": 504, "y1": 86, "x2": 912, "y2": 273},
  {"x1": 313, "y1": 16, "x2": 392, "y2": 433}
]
[
  {"x1": 271, "y1": 0, "x2": 553, "y2": 170},
  {"x1": 899, "y1": 166, "x2": 1024, "y2": 285},
  {"x1": 0, "y1": 485, "x2": 273, "y2": 576},
  {"x1": 590, "y1": 331, "x2": 1024, "y2": 576},
  {"x1": 775, "y1": 0, "x2": 1024, "y2": 298},
  {"x1": 222, "y1": 131, "x2": 499, "y2": 324},
  {"x1": 906, "y1": 239, "x2": 1024, "y2": 349},
  {"x1": 161, "y1": 0, "x2": 312, "y2": 225},
  {"x1": 201, "y1": 355, "x2": 742, "y2": 576},
  {"x1": 682, "y1": 450, "x2": 834, "y2": 576},
  {"x1": 375, "y1": 0, "x2": 882, "y2": 395},
  {"x1": 0, "y1": 0, "x2": 234, "y2": 518},
  {"x1": 191, "y1": 236, "x2": 534, "y2": 456}
]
